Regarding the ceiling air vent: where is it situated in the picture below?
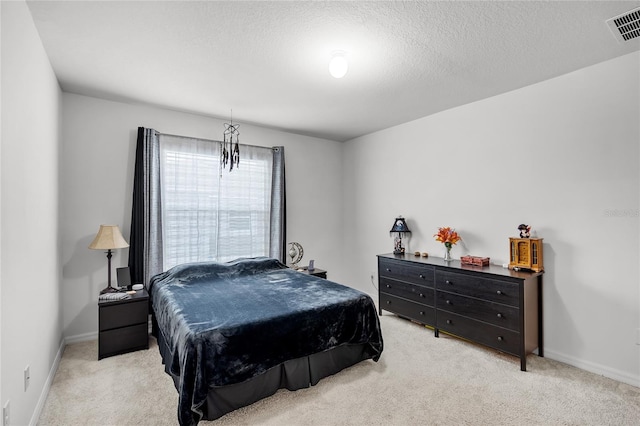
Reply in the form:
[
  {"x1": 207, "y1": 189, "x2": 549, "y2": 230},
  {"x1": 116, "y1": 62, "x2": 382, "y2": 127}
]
[{"x1": 606, "y1": 7, "x2": 640, "y2": 43}]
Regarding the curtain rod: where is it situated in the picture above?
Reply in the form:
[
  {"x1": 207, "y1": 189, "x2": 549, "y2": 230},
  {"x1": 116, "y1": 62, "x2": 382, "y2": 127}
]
[{"x1": 156, "y1": 131, "x2": 280, "y2": 151}]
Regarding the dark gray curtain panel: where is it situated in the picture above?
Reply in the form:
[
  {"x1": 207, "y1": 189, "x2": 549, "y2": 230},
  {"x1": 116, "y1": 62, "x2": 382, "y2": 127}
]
[
  {"x1": 128, "y1": 127, "x2": 163, "y2": 286},
  {"x1": 270, "y1": 147, "x2": 286, "y2": 262}
]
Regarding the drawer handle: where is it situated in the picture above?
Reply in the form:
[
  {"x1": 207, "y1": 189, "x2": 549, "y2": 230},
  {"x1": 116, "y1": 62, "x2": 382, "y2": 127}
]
[
  {"x1": 386, "y1": 284, "x2": 391, "y2": 288},
  {"x1": 419, "y1": 311, "x2": 425, "y2": 316},
  {"x1": 446, "y1": 319, "x2": 452, "y2": 324},
  {"x1": 497, "y1": 336, "x2": 504, "y2": 342},
  {"x1": 419, "y1": 293, "x2": 424, "y2": 298},
  {"x1": 386, "y1": 268, "x2": 391, "y2": 272},
  {"x1": 446, "y1": 300, "x2": 451, "y2": 305},
  {"x1": 419, "y1": 274, "x2": 425, "y2": 279},
  {"x1": 386, "y1": 300, "x2": 391, "y2": 305},
  {"x1": 496, "y1": 290, "x2": 502, "y2": 295},
  {"x1": 497, "y1": 313, "x2": 503, "y2": 319},
  {"x1": 445, "y1": 280, "x2": 452, "y2": 285}
]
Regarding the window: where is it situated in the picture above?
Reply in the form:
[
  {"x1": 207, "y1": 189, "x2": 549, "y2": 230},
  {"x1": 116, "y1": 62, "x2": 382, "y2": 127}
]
[
  {"x1": 159, "y1": 134, "x2": 273, "y2": 270},
  {"x1": 128, "y1": 127, "x2": 284, "y2": 285}
]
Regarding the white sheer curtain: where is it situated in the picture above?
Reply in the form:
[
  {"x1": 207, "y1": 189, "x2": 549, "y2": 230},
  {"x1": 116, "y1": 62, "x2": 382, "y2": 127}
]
[{"x1": 159, "y1": 134, "x2": 274, "y2": 269}]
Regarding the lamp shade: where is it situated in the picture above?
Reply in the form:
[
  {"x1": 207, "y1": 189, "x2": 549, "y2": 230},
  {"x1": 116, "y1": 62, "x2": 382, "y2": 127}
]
[
  {"x1": 390, "y1": 217, "x2": 411, "y2": 233},
  {"x1": 88, "y1": 225, "x2": 129, "y2": 250}
]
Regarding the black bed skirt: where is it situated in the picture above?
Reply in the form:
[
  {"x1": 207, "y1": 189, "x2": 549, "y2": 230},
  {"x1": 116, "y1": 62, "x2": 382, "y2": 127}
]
[
  {"x1": 201, "y1": 343, "x2": 370, "y2": 420},
  {"x1": 154, "y1": 318, "x2": 374, "y2": 422}
]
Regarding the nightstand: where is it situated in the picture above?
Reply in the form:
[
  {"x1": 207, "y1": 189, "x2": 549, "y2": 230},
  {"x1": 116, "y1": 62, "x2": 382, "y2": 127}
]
[
  {"x1": 98, "y1": 289, "x2": 149, "y2": 360},
  {"x1": 296, "y1": 267, "x2": 327, "y2": 279}
]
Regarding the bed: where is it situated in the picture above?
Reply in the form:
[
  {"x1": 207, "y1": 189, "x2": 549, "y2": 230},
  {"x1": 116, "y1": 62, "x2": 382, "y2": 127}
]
[{"x1": 148, "y1": 257, "x2": 383, "y2": 425}]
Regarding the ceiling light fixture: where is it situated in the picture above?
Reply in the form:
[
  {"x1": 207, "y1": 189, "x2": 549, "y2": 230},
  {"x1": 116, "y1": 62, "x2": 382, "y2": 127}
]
[{"x1": 329, "y1": 51, "x2": 348, "y2": 79}]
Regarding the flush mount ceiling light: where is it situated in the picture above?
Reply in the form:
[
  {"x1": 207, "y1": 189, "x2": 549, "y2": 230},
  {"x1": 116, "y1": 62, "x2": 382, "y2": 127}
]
[{"x1": 329, "y1": 51, "x2": 348, "y2": 78}]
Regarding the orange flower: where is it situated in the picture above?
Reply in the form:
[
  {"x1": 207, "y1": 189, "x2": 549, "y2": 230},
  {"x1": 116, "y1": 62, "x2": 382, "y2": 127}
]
[{"x1": 434, "y1": 227, "x2": 461, "y2": 247}]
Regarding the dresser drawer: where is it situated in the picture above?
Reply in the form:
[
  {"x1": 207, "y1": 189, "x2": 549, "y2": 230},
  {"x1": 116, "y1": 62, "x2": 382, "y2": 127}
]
[
  {"x1": 435, "y1": 270, "x2": 519, "y2": 307},
  {"x1": 436, "y1": 291, "x2": 520, "y2": 331},
  {"x1": 99, "y1": 299, "x2": 148, "y2": 331},
  {"x1": 379, "y1": 258, "x2": 434, "y2": 287},
  {"x1": 437, "y1": 310, "x2": 520, "y2": 356},
  {"x1": 380, "y1": 277, "x2": 434, "y2": 306},
  {"x1": 99, "y1": 323, "x2": 148, "y2": 359},
  {"x1": 380, "y1": 293, "x2": 435, "y2": 325}
]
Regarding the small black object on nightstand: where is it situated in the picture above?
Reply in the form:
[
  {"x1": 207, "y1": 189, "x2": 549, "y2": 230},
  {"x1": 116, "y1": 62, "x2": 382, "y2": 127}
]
[
  {"x1": 116, "y1": 266, "x2": 132, "y2": 290},
  {"x1": 98, "y1": 289, "x2": 149, "y2": 360}
]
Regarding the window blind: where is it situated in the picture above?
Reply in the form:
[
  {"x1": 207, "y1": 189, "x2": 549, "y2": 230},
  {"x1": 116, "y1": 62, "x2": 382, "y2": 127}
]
[{"x1": 159, "y1": 134, "x2": 273, "y2": 270}]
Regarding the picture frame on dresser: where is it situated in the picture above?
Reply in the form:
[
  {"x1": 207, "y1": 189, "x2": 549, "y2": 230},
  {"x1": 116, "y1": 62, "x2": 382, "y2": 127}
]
[
  {"x1": 116, "y1": 266, "x2": 132, "y2": 290},
  {"x1": 378, "y1": 253, "x2": 543, "y2": 371}
]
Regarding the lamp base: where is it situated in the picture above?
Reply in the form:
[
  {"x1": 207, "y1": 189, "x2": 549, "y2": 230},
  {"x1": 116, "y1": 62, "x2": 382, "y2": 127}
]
[
  {"x1": 99, "y1": 249, "x2": 120, "y2": 295},
  {"x1": 100, "y1": 285, "x2": 119, "y2": 295}
]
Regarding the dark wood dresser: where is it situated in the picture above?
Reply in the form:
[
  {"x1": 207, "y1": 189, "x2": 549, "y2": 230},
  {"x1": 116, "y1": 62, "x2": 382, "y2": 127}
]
[
  {"x1": 378, "y1": 253, "x2": 543, "y2": 371},
  {"x1": 98, "y1": 289, "x2": 149, "y2": 360}
]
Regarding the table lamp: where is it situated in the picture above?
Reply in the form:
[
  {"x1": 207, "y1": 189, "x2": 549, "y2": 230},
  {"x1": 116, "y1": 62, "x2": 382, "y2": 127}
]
[
  {"x1": 390, "y1": 216, "x2": 411, "y2": 254},
  {"x1": 89, "y1": 225, "x2": 130, "y2": 294}
]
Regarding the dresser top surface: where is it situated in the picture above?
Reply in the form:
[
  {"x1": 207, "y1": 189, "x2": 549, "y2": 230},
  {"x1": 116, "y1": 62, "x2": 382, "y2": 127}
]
[{"x1": 377, "y1": 253, "x2": 543, "y2": 279}]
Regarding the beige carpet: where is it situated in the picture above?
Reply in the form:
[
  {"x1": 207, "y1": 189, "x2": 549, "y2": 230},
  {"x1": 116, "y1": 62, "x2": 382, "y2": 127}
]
[{"x1": 38, "y1": 314, "x2": 640, "y2": 425}]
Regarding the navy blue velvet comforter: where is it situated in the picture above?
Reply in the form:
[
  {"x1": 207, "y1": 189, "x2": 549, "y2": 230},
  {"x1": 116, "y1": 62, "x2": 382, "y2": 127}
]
[{"x1": 149, "y1": 257, "x2": 383, "y2": 425}]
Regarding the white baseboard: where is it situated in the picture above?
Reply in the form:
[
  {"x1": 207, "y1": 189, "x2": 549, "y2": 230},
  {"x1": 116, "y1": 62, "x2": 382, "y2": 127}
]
[
  {"x1": 544, "y1": 349, "x2": 640, "y2": 388},
  {"x1": 64, "y1": 331, "x2": 98, "y2": 344},
  {"x1": 28, "y1": 338, "x2": 65, "y2": 426}
]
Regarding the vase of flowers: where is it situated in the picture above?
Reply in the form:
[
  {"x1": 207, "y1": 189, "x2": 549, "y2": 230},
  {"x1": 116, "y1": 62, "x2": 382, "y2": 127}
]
[{"x1": 434, "y1": 227, "x2": 461, "y2": 261}]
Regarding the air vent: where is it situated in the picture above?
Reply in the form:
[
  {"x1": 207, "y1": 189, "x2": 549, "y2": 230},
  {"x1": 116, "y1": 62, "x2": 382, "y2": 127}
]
[{"x1": 606, "y1": 7, "x2": 640, "y2": 43}]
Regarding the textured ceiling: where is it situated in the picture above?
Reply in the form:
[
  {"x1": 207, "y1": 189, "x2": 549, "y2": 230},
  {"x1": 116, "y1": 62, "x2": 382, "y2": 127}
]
[{"x1": 26, "y1": 1, "x2": 640, "y2": 142}]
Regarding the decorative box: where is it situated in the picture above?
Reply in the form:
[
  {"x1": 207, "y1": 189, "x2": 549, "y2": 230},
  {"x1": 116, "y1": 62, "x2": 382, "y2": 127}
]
[
  {"x1": 509, "y1": 237, "x2": 544, "y2": 272},
  {"x1": 460, "y1": 255, "x2": 490, "y2": 267}
]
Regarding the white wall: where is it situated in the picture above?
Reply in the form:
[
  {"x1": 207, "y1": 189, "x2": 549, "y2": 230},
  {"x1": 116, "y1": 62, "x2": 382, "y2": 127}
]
[
  {"x1": 1, "y1": 1, "x2": 63, "y2": 424},
  {"x1": 60, "y1": 94, "x2": 344, "y2": 339},
  {"x1": 342, "y1": 51, "x2": 640, "y2": 387}
]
